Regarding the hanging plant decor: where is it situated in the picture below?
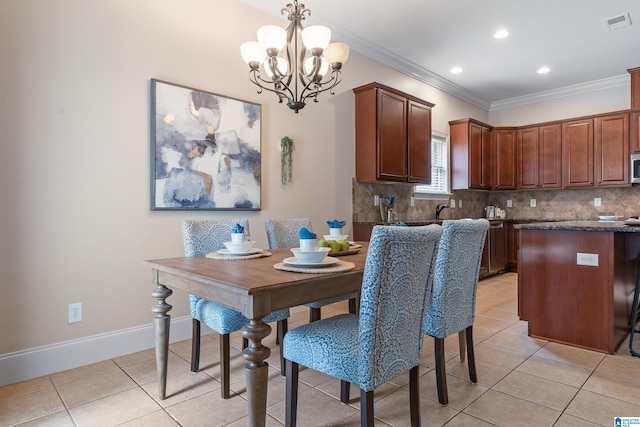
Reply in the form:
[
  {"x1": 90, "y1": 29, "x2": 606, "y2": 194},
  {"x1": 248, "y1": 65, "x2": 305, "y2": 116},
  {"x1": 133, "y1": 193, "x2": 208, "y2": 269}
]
[{"x1": 280, "y1": 136, "x2": 295, "y2": 187}]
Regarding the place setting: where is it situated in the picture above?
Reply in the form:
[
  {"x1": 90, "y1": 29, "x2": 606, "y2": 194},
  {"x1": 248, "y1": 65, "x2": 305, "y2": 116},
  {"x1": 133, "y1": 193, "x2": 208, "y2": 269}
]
[
  {"x1": 274, "y1": 222, "x2": 357, "y2": 273},
  {"x1": 206, "y1": 223, "x2": 272, "y2": 260}
]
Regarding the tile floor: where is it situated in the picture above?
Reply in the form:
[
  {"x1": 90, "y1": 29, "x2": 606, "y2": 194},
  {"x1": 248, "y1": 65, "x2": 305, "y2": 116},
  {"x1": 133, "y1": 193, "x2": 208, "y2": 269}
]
[{"x1": 2, "y1": 273, "x2": 640, "y2": 426}]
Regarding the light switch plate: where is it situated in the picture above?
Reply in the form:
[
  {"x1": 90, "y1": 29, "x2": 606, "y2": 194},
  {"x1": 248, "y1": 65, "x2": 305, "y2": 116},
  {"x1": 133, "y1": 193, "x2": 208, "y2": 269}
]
[
  {"x1": 507, "y1": 199, "x2": 512, "y2": 208},
  {"x1": 594, "y1": 198, "x2": 601, "y2": 207},
  {"x1": 530, "y1": 199, "x2": 536, "y2": 207},
  {"x1": 450, "y1": 199, "x2": 456, "y2": 208}
]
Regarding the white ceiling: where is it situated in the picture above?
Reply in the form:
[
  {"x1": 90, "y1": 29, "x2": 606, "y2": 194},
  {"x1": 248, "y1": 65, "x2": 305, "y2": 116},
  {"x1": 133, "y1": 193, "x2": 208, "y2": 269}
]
[{"x1": 240, "y1": 0, "x2": 640, "y2": 111}]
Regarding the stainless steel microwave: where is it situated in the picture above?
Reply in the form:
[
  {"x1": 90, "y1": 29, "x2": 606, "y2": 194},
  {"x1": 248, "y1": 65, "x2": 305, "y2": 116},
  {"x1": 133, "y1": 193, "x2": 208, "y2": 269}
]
[{"x1": 632, "y1": 153, "x2": 640, "y2": 184}]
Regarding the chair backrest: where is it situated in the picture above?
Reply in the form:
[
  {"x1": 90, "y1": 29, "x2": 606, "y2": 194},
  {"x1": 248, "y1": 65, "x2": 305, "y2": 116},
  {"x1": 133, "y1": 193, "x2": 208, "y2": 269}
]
[
  {"x1": 423, "y1": 219, "x2": 490, "y2": 339},
  {"x1": 182, "y1": 218, "x2": 250, "y2": 256},
  {"x1": 357, "y1": 224, "x2": 442, "y2": 391},
  {"x1": 264, "y1": 218, "x2": 312, "y2": 249}
]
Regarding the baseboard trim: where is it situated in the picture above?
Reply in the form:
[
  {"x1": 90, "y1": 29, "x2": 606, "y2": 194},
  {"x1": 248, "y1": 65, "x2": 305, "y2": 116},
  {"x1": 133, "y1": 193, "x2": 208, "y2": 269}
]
[{"x1": 0, "y1": 316, "x2": 211, "y2": 387}]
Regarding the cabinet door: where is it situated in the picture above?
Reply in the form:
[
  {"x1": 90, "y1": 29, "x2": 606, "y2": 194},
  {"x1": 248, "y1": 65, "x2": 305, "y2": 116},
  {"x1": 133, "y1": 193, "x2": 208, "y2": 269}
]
[
  {"x1": 493, "y1": 128, "x2": 516, "y2": 190},
  {"x1": 538, "y1": 124, "x2": 562, "y2": 188},
  {"x1": 517, "y1": 127, "x2": 539, "y2": 189},
  {"x1": 469, "y1": 123, "x2": 492, "y2": 189},
  {"x1": 563, "y1": 119, "x2": 594, "y2": 187},
  {"x1": 377, "y1": 89, "x2": 407, "y2": 181},
  {"x1": 632, "y1": 111, "x2": 640, "y2": 153},
  {"x1": 407, "y1": 100, "x2": 432, "y2": 183},
  {"x1": 481, "y1": 126, "x2": 493, "y2": 189},
  {"x1": 595, "y1": 113, "x2": 629, "y2": 186}
]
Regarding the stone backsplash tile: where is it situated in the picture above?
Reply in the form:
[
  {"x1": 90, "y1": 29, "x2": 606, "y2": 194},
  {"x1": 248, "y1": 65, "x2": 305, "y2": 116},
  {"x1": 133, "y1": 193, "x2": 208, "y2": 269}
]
[{"x1": 353, "y1": 180, "x2": 640, "y2": 223}]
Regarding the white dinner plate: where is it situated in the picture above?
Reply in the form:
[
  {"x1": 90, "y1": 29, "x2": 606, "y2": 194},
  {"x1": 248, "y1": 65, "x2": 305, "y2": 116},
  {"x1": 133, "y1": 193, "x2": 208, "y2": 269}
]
[
  {"x1": 598, "y1": 215, "x2": 620, "y2": 221},
  {"x1": 323, "y1": 235, "x2": 349, "y2": 241},
  {"x1": 218, "y1": 248, "x2": 262, "y2": 256},
  {"x1": 283, "y1": 256, "x2": 339, "y2": 268}
]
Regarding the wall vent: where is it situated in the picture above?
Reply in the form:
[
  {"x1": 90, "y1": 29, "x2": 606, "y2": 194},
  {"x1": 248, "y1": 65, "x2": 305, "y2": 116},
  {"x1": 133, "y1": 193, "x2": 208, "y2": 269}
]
[{"x1": 604, "y1": 12, "x2": 632, "y2": 30}]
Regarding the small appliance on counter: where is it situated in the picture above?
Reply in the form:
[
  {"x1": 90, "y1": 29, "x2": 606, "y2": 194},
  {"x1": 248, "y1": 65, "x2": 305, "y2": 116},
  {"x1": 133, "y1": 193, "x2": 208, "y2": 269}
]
[{"x1": 485, "y1": 206, "x2": 495, "y2": 219}]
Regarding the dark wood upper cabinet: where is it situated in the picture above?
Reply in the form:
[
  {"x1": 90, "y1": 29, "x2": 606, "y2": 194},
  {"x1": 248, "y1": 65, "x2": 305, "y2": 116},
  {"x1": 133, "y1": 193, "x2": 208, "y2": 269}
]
[
  {"x1": 493, "y1": 128, "x2": 517, "y2": 190},
  {"x1": 354, "y1": 82, "x2": 434, "y2": 183},
  {"x1": 594, "y1": 112, "x2": 629, "y2": 186},
  {"x1": 450, "y1": 118, "x2": 493, "y2": 190},
  {"x1": 563, "y1": 119, "x2": 594, "y2": 187},
  {"x1": 632, "y1": 110, "x2": 640, "y2": 153},
  {"x1": 517, "y1": 124, "x2": 562, "y2": 189}
]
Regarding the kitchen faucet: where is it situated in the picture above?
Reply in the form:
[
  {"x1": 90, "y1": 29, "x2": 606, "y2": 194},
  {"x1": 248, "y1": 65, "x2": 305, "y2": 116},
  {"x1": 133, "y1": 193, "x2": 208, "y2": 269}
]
[{"x1": 435, "y1": 203, "x2": 449, "y2": 220}]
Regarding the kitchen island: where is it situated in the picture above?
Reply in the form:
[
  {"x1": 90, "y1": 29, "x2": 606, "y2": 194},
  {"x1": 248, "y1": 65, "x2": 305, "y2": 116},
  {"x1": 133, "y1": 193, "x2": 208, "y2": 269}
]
[{"x1": 515, "y1": 220, "x2": 640, "y2": 354}]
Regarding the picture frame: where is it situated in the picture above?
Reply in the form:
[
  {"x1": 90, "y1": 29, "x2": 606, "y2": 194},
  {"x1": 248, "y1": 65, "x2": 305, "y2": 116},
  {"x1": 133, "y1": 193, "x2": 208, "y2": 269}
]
[{"x1": 150, "y1": 79, "x2": 262, "y2": 210}]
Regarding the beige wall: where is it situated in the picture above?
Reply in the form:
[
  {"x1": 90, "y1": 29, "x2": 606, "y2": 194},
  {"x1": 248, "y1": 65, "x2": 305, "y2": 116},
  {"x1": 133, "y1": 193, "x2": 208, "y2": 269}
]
[{"x1": 0, "y1": 0, "x2": 488, "y2": 360}]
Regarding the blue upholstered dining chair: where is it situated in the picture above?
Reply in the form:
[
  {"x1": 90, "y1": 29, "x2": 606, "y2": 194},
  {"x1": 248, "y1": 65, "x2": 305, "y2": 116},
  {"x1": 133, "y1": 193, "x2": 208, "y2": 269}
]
[
  {"x1": 264, "y1": 218, "x2": 359, "y2": 322},
  {"x1": 423, "y1": 218, "x2": 490, "y2": 405},
  {"x1": 182, "y1": 219, "x2": 290, "y2": 399},
  {"x1": 283, "y1": 224, "x2": 442, "y2": 427}
]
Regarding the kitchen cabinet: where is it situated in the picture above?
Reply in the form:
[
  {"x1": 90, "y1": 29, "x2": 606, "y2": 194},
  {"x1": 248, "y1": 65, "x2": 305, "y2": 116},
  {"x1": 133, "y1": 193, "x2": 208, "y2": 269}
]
[
  {"x1": 450, "y1": 118, "x2": 493, "y2": 190},
  {"x1": 632, "y1": 110, "x2": 640, "y2": 153},
  {"x1": 493, "y1": 128, "x2": 517, "y2": 190},
  {"x1": 517, "y1": 124, "x2": 562, "y2": 189},
  {"x1": 505, "y1": 222, "x2": 517, "y2": 271},
  {"x1": 354, "y1": 82, "x2": 434, "y2": 183},
  {"x1": 594, "y1": 112, "x2": 629, "y2": 186},
  {"x1": 562, "y1": 118, "x2": 594, "y2": 187}
]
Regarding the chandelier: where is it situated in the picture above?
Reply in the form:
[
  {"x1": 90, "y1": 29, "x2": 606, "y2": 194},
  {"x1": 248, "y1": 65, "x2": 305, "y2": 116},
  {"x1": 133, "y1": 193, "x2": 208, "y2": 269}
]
[{"x1": 240, "y1": 1, "x2": 349, "y2": 113}]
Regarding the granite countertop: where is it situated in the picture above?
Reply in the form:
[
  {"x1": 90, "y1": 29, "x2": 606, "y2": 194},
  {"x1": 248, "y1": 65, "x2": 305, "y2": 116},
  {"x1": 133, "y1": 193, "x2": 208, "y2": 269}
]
[{"x1": 515, "y1": 220, "x2": 640, "y2": 232}]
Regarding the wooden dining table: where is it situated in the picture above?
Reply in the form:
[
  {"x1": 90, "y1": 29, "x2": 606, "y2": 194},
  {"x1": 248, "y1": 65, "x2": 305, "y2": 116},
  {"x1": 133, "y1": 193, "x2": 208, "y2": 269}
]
[{"x1": 142, "y1": 244, "x2": 368, "y2": 427}]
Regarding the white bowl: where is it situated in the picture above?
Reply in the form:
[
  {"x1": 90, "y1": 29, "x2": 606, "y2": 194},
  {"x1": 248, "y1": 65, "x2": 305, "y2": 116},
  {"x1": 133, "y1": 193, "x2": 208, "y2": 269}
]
[
  {"x1": 322, "y1": 234, "x2": 348, "y2": 241},
  {"x1": 223, "y1": 240, "x2": 254, "y2": 253},
  {"x1": 290, "y1": 247, "x2": 330, "y2": 263}
]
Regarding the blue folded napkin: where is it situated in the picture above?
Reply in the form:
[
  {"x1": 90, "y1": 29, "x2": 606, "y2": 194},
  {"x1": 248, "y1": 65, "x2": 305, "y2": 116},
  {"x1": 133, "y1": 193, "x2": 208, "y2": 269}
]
[
  {"x1": 326, "y1": 219, "x2": 346, "y2": 228},
  {"x1": 298, "y1": 227, "x2": 317, "y2": 239},
  {"x1": 232, "y1": 223, "x2": 245, "y2": 233}
]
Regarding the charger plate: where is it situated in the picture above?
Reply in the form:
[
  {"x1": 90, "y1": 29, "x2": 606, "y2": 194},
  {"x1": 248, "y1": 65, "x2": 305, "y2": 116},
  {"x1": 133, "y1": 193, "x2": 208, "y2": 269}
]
[
  {"x1": 206, "y1": 250, "x2": 271, "y2": 260},
  {"x1": 273, "y1": 260, "x2": 355, "y2": 274}
]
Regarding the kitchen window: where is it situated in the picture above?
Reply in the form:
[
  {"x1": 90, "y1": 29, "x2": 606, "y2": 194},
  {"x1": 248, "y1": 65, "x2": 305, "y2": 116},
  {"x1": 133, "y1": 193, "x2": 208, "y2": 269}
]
[{"x1": 414, "y1": 132, "x2": 450, "y2": 198}]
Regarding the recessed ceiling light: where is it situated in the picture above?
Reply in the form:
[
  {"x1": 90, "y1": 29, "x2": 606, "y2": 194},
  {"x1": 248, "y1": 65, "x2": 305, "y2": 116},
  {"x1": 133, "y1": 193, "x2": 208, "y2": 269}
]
[
  {"x1": 537, "y1": 66, "x2": 551, "y2": 74},
  {"x1": 494, "y1": 29, "x2": 509, "y2": 39},
  {"x1": 451, "y1": 66, "x2": 463, "y2": 74}
]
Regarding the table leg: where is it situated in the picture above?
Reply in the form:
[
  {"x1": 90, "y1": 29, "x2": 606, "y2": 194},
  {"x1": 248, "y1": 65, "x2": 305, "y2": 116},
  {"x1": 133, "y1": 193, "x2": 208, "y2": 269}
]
[
  {"x1": 151, "y1": 283, "x2": 172, "y2": 400},
  {"x1": 242, "y1": 318, "x2": 271, "y2": 427}
]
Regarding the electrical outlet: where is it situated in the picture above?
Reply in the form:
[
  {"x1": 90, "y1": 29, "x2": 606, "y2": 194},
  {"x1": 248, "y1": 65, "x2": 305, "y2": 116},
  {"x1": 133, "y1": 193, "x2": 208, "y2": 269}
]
[
  {"x1": 374, "y1": 195, "x2": 379, "y2": 207},
  {"x1": 458, "y1": 200, "x2": 462, "y2": 208},
  {"x1": 577, "y1": 253, "x2": 599, "y2": 267},
  {"x1": 530, "y1": 199, "x2": 536, "y2": 207},
  {"x1": 594, "y1": 198, "x2": 601, "y2": 207},
  {"x1": 449, "y1": 199, "x2": 456, "y2": 208},
  {"x1": 68, "y1": 303, "x2": 82, "y2": 323},
  {"x1": 410, "y1": 197, "x2": 415, "y2": 207},
  {"x1": 507, "y1": 199, "x2": 512, "y2": 208}
]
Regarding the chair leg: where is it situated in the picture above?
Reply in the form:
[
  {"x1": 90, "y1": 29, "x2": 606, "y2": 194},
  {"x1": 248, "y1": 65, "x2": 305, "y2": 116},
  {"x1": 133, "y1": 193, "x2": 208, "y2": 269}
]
[
  {"x1": 278, "y1": 320, "x2": 289, "y2": 376},
  {"x1": 191, "y1": 318, "x2": 201, "y2": 372},
  {"x1": 340, "y1": 380, "x2": 350, "y2": 403},
  {"x1": 458, "y1": 329, "x2": 466, "y2": 362},
  {"x1": 348, "y1": 296, "x2": 358, "y2": 314},
  {"x1": 309, "y1": 307, "x2": 321, "y2": 323},
  {"x1": 466, "y1": 325, "x2": 477, "y2": 383},
  {"x1": 434, "y1": 337, "x2": 448, "y2": 405},
  {"x1": 409, "y1": 365, "x2": 421, "y2": 427},
  {"x1": 360, "y1": 389, "x2": 375, "y2": 427},
  {"x1": 285, "y1": 359, "x2": 299, "y2": 427},
  {"x1": 220, "y1": 333, "x2": 231, "y2": 399}
]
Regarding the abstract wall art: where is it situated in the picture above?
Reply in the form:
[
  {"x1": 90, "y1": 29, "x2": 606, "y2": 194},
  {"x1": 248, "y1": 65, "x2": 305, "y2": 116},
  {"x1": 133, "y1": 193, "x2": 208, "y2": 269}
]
[{"x1": 150, "y1": 79, "x2": 261, "y2": 210}]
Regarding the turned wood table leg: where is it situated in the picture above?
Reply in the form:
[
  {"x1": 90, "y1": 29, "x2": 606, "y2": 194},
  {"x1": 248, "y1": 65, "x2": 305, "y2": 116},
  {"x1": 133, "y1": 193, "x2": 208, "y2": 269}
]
[
  {"x1": 151, "y1": 283, "x2": 172, "y2": 400},
  {"x1": 242, "y1": 318, "x2": 271, "y2": 427}
]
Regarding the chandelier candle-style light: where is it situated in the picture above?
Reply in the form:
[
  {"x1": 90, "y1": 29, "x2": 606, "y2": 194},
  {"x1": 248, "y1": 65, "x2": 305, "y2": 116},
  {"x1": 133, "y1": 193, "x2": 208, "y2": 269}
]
[{"x1": 240, "y1": 1, "x2": 349, "y2": 113}]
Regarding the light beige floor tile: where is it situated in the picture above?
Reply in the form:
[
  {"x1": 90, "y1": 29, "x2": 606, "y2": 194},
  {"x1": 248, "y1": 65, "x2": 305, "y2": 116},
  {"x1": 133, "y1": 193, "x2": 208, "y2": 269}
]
[
  {"x1": 463, "y1": 389, "x2": 560, "y2": 427},
  {"x1": 141, "y1": 369, "x2": 220, "y2": 407},
  {"x1": 533, "y1": 341, "x2": 605, "y2": 370},
  {"x1": 122, "y1": 351, "x2": 191, "y2": 386},
  {"x1": 267, "y1": 387, "x2": 359, "y2": 426},
  {"x1": 0, "y1": 388, "x2": 66, "y2": 426},
  {"x1": 118, "y1": 409, "x2": 180, "y2": 426},
  {"x1": 333, "y1": 413, "x2": 393, "y2": 426},
  {"x1": 373, "y1": 387, "x2": 459, "y2": 427},
  {"x1": 582, "y1": 369, "x2": 640, "y2": 407},
  {"x1": 14, "y1": 410, "x2": 75, "y2": 426},
  {"x1": 166, "y1": 389, "x2": 250, "y2": 426},
  {"x1": 553, "y1": 413, "x2": 603, "y2": 427},
  {"x1": 230, "y1": 364, "x2": 311, "y2": 407},
  {"x1": 475, "y1": 308, "x2": 520, "y2": 323},
  {"x1": 492, "y1": 370, "x2": 578, "y2": 411},
  {"x1": 225, "y1": 413, "x2": 285, "y2": 426},
  {"x1": 564, "y1": 389, "x2": 640, "y2": 426},
  {"x1": 418, "y1": 369, "x2": 489, "y2": 410},
  {"x1": 50, "y1": 359, "x2": 120, "y2": 386},
  {"x1": 595, "y1": 354, "x2": 640, "y2": 382},
  {"x1": 483, "y1": 330, "x2": 547, "y2": 354},
  {"x1": 445, "y1": 358, "x2": 511, "y2": 389},
  {"x1": 473, "y1": 341, "x2": 531, "y2": 370},
  {"x1": 69, "y1": 387, "x2": 162, "y2": 427},
  {"x1": 515, "y1": 355, "x2": 593, "y2": 388},
  {"x1": 56, "y1": 367, "x2": 138, "y2": 408},
  {"x1": 113, "y1": 348, "x2": 156, "y2": 368},
  {"x1": 443, "y1": 412, "x2": 499, "y2": 427},
  {"x1": 0, "y1": 376, "x2": 53, "y2": 400}
]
